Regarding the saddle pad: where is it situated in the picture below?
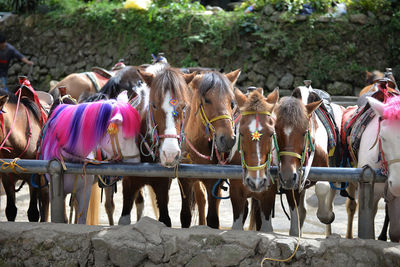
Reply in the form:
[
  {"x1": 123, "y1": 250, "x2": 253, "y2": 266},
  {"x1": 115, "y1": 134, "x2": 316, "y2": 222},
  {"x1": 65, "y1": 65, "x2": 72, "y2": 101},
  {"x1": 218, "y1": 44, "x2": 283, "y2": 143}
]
[
  {"x1": 84, "y1": 72, "x2": 110, "y2": 92},
  {"x1": 314, "y1": 107, "x2": 337, "y2": 155}
]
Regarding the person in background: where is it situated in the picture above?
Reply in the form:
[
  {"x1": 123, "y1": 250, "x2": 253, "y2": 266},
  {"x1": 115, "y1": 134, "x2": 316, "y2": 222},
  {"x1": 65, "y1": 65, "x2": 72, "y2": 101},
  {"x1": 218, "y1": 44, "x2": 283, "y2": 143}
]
[{"x1": 0, "y1": 32, "x2": 33, "y2": 92}]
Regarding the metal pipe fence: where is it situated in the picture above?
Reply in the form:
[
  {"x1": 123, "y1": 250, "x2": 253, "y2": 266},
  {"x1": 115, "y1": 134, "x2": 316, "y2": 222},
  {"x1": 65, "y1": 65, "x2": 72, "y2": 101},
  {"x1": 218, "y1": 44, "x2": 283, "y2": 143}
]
[{"x1": 0, "y1": 158, "x2": 386, "y2": 239}]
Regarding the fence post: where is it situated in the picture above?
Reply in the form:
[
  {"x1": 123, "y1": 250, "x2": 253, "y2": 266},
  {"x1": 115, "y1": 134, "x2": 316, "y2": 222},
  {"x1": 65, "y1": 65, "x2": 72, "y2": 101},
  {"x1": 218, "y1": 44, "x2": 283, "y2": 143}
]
[
  {"x1": 48, "y1": 160, "x2": 64, "y2": 223},
  {"x1": 358, "y1": 165, "x2": 376, "y2": 239}
]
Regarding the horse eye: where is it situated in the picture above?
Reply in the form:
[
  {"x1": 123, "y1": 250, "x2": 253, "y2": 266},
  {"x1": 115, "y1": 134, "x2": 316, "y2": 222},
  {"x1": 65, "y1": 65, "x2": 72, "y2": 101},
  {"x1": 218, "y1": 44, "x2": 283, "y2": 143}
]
[
  {"x1": 204, "y1": 98, "x2": 211, "y2": 104},
  {"x1": 152, "y1": 103, "x2": 157, "y2": 110},
  {"x1": 230, "y1": 100, "x2": 235, "y2": 109}
]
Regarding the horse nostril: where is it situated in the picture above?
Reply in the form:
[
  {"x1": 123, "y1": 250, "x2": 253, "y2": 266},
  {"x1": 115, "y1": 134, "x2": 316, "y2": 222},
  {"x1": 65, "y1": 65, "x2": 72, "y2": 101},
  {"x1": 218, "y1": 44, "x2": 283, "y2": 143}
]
[
  {"x1": 260, "y1": 178, "x2": 267, "y2": 187},
  {"x1": 174, "y1": 152, "x2": 180, "y2": 161},
  {"x1": 219, "y1": 135, "x2": 225, "y2": 146},
  {"x1": 293, "y1": 173, "x2": 297, "y2": 182},
  {"x1": 390, "y1": 181, "x2": 393, "y2": 187}
]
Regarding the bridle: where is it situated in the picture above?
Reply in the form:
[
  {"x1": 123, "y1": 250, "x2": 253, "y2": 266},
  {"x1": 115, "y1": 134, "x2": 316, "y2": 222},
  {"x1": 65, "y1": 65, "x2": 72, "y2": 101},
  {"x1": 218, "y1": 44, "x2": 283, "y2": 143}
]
[
  {"x1": 276, "y1": 117, "x2": 316, "y2": 191},
  {"x1": 238, "y1": 110, "x2": 275, "y2": 184}
]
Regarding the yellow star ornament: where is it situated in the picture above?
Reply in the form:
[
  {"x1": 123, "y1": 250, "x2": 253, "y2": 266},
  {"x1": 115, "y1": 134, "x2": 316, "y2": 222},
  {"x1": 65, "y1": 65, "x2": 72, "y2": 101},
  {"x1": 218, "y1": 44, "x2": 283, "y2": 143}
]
[{"x1": 251, "y1": 131, "x2": 262, "y2": 141}]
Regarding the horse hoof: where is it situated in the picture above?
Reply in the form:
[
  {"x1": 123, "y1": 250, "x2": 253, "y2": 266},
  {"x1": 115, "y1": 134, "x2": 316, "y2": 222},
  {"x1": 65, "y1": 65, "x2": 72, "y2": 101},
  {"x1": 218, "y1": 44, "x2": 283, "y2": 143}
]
[{"x1": 118, "y1": 215, "x2": 131, "y2": 225}]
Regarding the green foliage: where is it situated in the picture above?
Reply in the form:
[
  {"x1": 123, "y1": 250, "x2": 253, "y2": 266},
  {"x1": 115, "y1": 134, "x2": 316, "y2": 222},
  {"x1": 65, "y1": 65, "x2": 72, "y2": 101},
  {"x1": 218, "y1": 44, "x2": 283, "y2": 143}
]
[{"x1": 7, "y1": 0, "x2": 41, "y2": 12}]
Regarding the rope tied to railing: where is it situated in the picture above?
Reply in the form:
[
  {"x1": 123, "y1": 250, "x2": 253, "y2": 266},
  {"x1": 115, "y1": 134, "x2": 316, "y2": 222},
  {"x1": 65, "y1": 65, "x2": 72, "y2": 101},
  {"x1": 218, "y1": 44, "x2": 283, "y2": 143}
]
[{"x1": 0, "y1": 158, "x2": 27, "y2": 173}]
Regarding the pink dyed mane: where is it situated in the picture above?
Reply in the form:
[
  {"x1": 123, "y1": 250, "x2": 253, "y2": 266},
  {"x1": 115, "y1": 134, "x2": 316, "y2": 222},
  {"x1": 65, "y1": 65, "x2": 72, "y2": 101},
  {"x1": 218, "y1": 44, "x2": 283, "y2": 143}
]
[
  {"x1": 41, "y1": 99, "x2": 140, "y2": 161},
  {"x1": 383, "y1": 95, "x2": 400, "y2": 121}
]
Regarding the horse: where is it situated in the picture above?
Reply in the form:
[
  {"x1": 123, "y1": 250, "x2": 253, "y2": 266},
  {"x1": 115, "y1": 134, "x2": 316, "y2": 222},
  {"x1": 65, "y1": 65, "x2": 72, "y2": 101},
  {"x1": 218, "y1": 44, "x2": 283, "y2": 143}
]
[
  {"x1": 49, "y1": 61, "x2": 126, "y2": 101},
  {"x1": 291, "y1": 84, "x2": 345, "y2": 236},
  {"x1": 0, "y1": 78, "x2": 50, "y2": 222},
  {"x1": 179, "y1": 69, "x2": 240, "y2": 229},
  {"x1": 274, "y1": 96, "x2": 329, "y2": 236},
  {"x1": 229, "y1": 87, "x2": 279, "y2": 232},
  {"x1": 359, "y1": 69, "x2": 397, "y2": 97},
  {"x1": 118, "y1": 66, "x2": 196, "y2": 227},
  {"x1": 39, "y1": 91, "x2": 141, "y2": 224}
]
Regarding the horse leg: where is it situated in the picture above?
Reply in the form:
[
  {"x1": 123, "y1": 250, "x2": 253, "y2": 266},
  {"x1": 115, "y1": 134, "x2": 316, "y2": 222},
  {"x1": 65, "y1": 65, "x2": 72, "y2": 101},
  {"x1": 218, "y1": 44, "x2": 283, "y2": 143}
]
[
  {"x1": 286, "y1": 189, "x2": 306, "y2": 237},
  {"x1": 345, "y1": 183, "x2": 357, "y2": 239},
  {"x1": 135, "y1": 188, "x2": 145, "y2": 221},
  {"x1": 150, "y1": 178, "x2": 172, "y2": 227},
  {"x1": 119, "y1": 176, "x2": 141, "y2": 225},
  {"x1": 259, "y1": 185, "x2": 276, "y2": 233},
  {"x1": 315, "y1": 181, "x2": 336, "y2": 236},
  {"x1": 229, "y1": 180, "x2": 247, "y2": 230},
  {"x1": 378, "y1": 203, "x2": 389, "y2": 241},
  {"x1": 249, "y1": 198, "x2": 261, "y2": 231},
  {"x1": 104, "y1": 186, "x2": 115, "y2": 225},
  {"x1": 388, "y1": 196, "x2": 400, "y2": 242},
  {"x1": 75, "y1": 176, "x2": 94, "y2": 224},
  {"x1": 27, "y1": 185, "x2": 40, "y2": 222},
  {"x1": 204, "y1": 179, "x2": 221, "y2": 229},
  {"x1": 39, "y1": 175, "x2": 49, "y2": 222},
  {"x1": 2, "y1": 175, "x2": 17, "y2": 221},
  {"x1": 193, "y1": 181, "x2": 206, "y2": 225},
  {"x1": 179, "y1": 178, "x2": 194, "y2": 228}
]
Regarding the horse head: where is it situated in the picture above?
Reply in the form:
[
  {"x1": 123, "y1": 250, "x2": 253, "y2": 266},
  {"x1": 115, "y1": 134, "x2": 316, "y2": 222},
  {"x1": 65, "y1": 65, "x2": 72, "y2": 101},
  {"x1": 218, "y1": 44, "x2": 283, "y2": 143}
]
[
  {"x1": 138, "y1": 67, "x2": 195, "y2": 168},
  {"x1": 237, "y1": 88, "x2": 278, "y2": 192},
  {"x1": 190, "y1": 69, "x2": 240, "y2": 153},
  {"x1": 368, "y1": 96, "x2": 400, "y2": 197},
  {"x1": 275, "y1": 96, "x2": 322, "y2": 190}
]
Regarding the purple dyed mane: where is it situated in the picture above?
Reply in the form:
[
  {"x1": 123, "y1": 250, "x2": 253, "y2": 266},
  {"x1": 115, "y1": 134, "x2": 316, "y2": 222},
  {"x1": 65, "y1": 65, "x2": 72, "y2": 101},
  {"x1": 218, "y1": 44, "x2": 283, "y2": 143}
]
[
  {"x1": 383, "y1": 95, "x2": 400, "y2": 121},
  {"x1": 41, "y1": 99, "x2": 140, "y2": 160}
]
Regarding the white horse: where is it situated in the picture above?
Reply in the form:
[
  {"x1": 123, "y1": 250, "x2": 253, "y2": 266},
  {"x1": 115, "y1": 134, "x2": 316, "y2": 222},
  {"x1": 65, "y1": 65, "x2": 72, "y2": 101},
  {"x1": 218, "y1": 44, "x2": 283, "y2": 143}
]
[
  {"x1": 346, "y1": 95, "x2": 400, "y2": 241},
  {"x1": 291, "y1": 85, "x2": 344, "y2": 236},
  {"x1": 41, "y1": 91, "x2": 141, "y2": 224}
]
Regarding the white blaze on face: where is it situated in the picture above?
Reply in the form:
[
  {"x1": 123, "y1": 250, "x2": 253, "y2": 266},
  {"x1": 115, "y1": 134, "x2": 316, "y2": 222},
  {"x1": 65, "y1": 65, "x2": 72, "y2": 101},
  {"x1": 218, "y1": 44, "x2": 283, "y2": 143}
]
[
  {"x1": 283, "y1": 126, "x2": 292, "y2": 144},
  {"x1": 246, "y1": 118, "x2": 265, "y2": 184},
  {"x1": 160, "y1": 91, "x2": 181, "y2": 167}
]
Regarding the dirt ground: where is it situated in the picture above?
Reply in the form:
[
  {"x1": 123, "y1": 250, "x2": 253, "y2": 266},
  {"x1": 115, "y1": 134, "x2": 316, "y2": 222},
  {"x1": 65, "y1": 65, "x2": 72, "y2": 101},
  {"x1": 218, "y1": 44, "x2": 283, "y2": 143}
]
[{"x1": 0, "y1": 178, "x2": 385, "y2": 239}]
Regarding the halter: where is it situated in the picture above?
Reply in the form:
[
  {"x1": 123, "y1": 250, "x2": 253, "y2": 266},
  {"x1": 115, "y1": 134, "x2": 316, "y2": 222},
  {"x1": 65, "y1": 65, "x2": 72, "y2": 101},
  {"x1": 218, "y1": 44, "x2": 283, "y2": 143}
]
[
  {"x1": 276, "y1": 118, "x2": 316, "y2": 190},
  {"x1": 199, "y1": 103, "x2": 233, "y2": 134},
  {"x1": 107, "y1": 122, "x2": 140, "y2": 161},
  {"x1": 239, "y1": 111, "x2": 274, "y2": 177}
]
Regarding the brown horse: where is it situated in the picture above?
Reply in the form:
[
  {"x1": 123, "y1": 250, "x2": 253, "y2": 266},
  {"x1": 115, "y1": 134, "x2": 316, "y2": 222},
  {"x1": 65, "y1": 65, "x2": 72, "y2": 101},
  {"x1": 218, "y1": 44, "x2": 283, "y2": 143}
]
[
  {"x1": 118, "y1": 66, "x2": 196, "y2": 226},
  {"x1": 229, "y1": 88, "x2": 279, "y2": 231},
  {"x1": 179, "y1": 69, "x2": 240, "y2": 229},
  {"x1": 359, "y1": 69, "x2": 397, "y2": 97},
  {"x1": 0, "y1": 81, "x2": 49, "y2": 222},
  {"x1": 274, "y1": 96, "x2": 325, "y2": 236},
  {"x1": 48, "y1": 62, "x2": 126, "y2": 101}
]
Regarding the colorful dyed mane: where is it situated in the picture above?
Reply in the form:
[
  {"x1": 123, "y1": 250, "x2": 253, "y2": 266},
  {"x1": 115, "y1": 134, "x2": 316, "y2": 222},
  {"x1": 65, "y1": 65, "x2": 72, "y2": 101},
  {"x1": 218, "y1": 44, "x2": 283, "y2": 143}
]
[
  {"x1": 383, "y1": 95, "x2": 400, "y2": 121},
  {"x1": 41, "y1": 99, "x2": 140, "y2": 160}
]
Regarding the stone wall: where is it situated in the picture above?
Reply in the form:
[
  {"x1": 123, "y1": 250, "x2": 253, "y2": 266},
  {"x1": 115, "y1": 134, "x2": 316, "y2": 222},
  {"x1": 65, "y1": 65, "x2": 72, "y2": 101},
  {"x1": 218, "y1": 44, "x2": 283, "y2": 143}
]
[
  {"x1": 0, "y1": 12, "x2": 398, "y2": 95},
  {"x1": 1, "y1": 218, "x2": 400, "y2": 266}
]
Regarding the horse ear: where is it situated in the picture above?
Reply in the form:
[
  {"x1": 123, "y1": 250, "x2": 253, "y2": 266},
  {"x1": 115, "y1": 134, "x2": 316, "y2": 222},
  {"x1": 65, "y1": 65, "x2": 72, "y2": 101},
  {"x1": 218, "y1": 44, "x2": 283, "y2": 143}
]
[
  {"x1": 58, "y1": 86, "x2": 67, "y2": 97},
  {"x1": 137, "y1": 69, "x2": 155, "y2": 87},
  {"x1": 225, "y1": 69, "x2": 241, "y2": 86},
  {"x1": 183, "y1": 72, "x2": 196, "y2": 85},
  {"x1": 305, "y1": 99, "x2": 322, "y2": 115},
  {"x1": 365, "y1": 71, "x2": 372, "y2": 83},
  {"x1": 190, "y1": 74, "x2": 202, "y2": 92},
  {"x1": 265, "y1": 87, "x2": 279, "y2": 105},
  {"x1": 234, "y1": 88, "x2": 247, "y2": 107},
  {"x1": 367, "y1": 96, "x2": 385, "y2": 117},
  {"x1": 117, "y1": 90, "x2": 129, "y2": 103},
  {"x1": 110, "y1": 112, "x2": 123, "y2": 125},
  {"x1": 0, "y1": 95, "x2": 9, "y2": 109},
  {"x1": 256, "y1": 87, "x2": 264, "y2": 96}
]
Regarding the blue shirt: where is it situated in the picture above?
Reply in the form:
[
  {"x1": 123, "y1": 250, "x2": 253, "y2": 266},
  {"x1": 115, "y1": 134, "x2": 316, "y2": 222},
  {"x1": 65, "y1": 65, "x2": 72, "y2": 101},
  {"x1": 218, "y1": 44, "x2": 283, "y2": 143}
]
[{"x1": 0, "y1": 43, "x2": 24, "y2": 77}]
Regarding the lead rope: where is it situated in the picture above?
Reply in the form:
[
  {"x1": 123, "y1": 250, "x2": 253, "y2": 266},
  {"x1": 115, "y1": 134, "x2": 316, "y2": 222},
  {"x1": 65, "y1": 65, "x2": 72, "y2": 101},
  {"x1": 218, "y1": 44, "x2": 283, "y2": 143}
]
[{"x1": 261, "y1": 189, "x2": 301, "y2": 265}]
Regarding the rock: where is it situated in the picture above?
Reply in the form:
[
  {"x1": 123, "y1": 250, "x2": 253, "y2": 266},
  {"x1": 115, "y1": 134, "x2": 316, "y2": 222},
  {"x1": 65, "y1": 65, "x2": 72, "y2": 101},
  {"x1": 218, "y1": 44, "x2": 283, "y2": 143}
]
[
  {"x1": 349, "y1": 14, "x2": 368, "y2": 25},
  {"x1": 327, "y1": 81, "x2": 353, "y2": 95},
  {"x1": 279, "y1": 72, "x2": 294, "y2": 89},
  {"x1": 266, "y1": 73, "x2": 278, "y2": 90},
  {"x1": 263, "y1": 5, "x2": 275, "y2": 16}
]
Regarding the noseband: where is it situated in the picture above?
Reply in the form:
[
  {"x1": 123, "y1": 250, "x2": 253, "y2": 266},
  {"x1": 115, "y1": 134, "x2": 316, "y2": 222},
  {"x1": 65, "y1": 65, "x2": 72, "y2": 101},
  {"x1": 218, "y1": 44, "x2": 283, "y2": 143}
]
[{"x1": 199, "y1": 103, "x2": 233, "y2": 134}]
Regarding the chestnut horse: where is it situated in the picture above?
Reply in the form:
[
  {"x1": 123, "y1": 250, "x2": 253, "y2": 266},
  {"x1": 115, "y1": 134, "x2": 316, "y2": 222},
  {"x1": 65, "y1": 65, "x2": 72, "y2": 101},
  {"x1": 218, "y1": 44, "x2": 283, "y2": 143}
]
[
  {"x1": 118, "y1": 66, "x2": 196, "y2": 226},
  {"x1": 274, "y1": 96, "x2": 326, "y2": 236},
  {"x1": 49, "y1": 62, "x2": 126, "y2": 101},
  {"x1": 229, "y1": 88, "x2": 279, "y2": 231},
  {"x1": 359, "y1": 69, "x2": 397, "y2": 97},
  {"x1": 0, "y1": 79, "x2": 49, "y2": 222},
  {"x1": 179, "y1": 69, "x2": 240, "y2": 229}
]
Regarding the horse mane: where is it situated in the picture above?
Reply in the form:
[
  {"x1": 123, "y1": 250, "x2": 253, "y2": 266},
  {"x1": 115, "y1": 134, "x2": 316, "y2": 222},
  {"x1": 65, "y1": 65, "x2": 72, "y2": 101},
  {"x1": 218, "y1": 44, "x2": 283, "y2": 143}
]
[
  {"x1": 241, "y1": 90, "x2": 270, "y2": 112},
  {"x1": 0, "y1": 89, "x2": 41, "y2": 123},
  {"x1": 275, "y1": 96, "x2": 308, "y2": 128},
  {"x1": 383, "y1": 95, "x2": 400, "y2": 121},
  {"x1": 100, "y1": 66, "x2": 142, "y2": 99},
  {"x1": 150, "y1": 67, "x2": 189, "y2": 105},
  {"x1": 41, "y1": 100, "x2": 140, "y2": 160},
  {"x1": 198, "y1": 71, "x2": 233, "y2": 98}
]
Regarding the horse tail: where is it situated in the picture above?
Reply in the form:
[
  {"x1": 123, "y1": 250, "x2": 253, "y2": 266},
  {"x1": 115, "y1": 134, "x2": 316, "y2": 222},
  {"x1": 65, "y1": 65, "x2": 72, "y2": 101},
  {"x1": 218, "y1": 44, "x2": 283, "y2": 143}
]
[
  {"x1": 147, "y1": 186, "x2": 159, "y2": 219},
  {"x1": 86, "y1": 183, "x2": 100, "y2": 225},
  {"x1": 249, "y1": 198, "x2": 261, "y2": 231}
]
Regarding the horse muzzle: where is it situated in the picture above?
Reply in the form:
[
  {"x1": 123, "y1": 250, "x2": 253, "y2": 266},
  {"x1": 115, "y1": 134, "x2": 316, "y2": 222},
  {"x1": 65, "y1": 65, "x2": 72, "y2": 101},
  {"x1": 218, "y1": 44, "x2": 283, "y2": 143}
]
[
  {"x1": 215, "y1": 133, "x2": 236, "y2": 153},
  {"x1": 243, "y1": 175, "x2": 269, "y2": 192},
  {"x1": 388, "y1": 178, "x2": 400, "y2": 197},
  {"x1": 279, "y1": 170, "x2": 299, "y2": 190}
]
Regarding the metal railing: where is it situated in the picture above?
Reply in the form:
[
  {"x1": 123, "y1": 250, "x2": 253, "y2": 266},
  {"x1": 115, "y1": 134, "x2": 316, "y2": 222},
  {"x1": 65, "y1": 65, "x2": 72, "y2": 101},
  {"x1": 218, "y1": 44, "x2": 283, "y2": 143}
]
[{"x1": 0, "y1": 158, "x2": 386, "y2": 239}]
